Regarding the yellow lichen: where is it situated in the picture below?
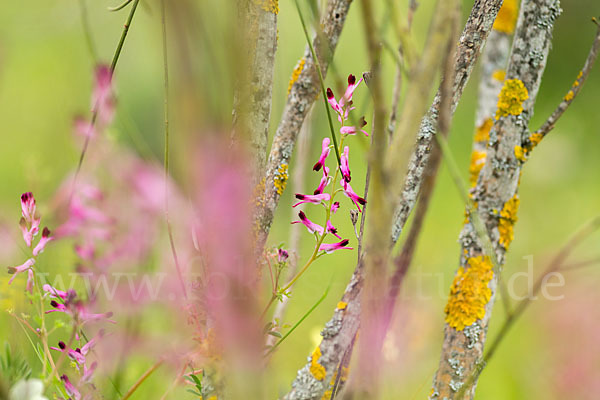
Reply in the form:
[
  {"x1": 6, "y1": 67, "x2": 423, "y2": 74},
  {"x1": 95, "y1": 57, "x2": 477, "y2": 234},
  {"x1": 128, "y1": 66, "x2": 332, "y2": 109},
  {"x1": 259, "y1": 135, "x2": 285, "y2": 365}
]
[
  {"x1": 444, "y1": 256, "x2": 494, "y2": 331},
  {"x1": 493, "y1": 0, "x2": 519, "y2": 34},
  {"x1": 474, "y1": 118, "x2": 493, "y2": 144},
  {"x1": 498, "y1": 195, "x2": 520, "y2": 249},
  {"x1": 337, "y1": 301, "x2": 347, "y2": 310},
  {"x1": 310, "y1": 346, "x2": 327, "y2": 381},
  {"x1": 514, "y1": 145, "x2": 527, "y2": 162},
  {"x1": 255, "y1": 0, "x2": 279, "y2": 14},
  {"x1": 287, "y1": 58, "x2": 305, "y2": 95},
  {"x1": 492, "y1": 69, "x2": 506, "y2": 82},
  {"x1": 273, "y1": 164, "x2": 288, "y2": 195},
  {"x1": 469, "y1": 150, "x2": 487, "y2": 187},
  {"x1": 320, "y1": 366, "x2": 349, "y2": 400},
  {"x1": 529, "y1": 132, "x2": 543, "y2": 148},
  {"x1": 495, "y1": 79, "x2": 529, "y2": 119},
  {"x1": 564, "y1": 90, "x2": 574, "y2": 102}
]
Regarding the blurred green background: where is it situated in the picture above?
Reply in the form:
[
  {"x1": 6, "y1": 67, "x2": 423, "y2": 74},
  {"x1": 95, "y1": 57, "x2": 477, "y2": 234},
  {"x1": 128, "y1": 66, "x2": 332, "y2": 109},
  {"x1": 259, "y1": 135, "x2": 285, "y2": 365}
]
[{"x1": 1, "y1": 0, "x2": 599, "y2": 398}]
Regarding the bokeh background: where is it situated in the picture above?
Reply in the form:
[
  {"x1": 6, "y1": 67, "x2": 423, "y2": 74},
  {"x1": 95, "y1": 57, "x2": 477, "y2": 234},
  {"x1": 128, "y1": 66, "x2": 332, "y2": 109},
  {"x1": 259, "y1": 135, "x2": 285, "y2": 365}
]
[{"x1": 1, "y1": 0, "x2": 599, "y2": 398}]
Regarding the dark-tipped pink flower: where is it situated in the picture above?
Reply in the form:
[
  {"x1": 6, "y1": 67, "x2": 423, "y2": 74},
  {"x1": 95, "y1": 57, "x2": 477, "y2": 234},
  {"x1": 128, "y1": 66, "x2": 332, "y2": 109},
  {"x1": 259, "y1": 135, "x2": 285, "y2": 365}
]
[
  {"x1": 326, "y1": 220, "x2": 342, "y2": 239},
  {"x1": 20, "y1": 192, "x2": 37, "y2": 223},
  {"x1": 19, "y1": 192, "x2": 40, "y2": 247},
  {"x1": 277, "y1": 248, "x2": 289, "y2": 263},
  {"x1": 313, "y1": 138, "x2": 331, "y2": 171},
  {"x1": 292, "y1": 211, "x2": 324, "y2": 235},
  {"x1": 51, "y1": 341, "x2": 86, "y2": 365},
  {"x1": 340, "y1": 116, "x2": 369, "y2": 137},
  {"x1": 33, "y1": 227, "x2": 53, "y2": 256},
  {"x1": 61, "y1": 375, "x2": 81, "y2": 400},
  {"x1": 319, "y1": 239, "x2": 353, "y2": 253},
  {"x1": 331, "y1": 201, "x2": 340, "y2": 214},
  {"x1": 342, "y1": 181, "x2": 367, "y2": 212},
  {"x1": 293, "y1": 193, "x2": 330, "y2": 208},
  {"x1": 326, "y1": 88, "x2": 342, "y2": 114},
  {"x1": 340, "y1": 74, "x2": 363, "y2": 108},
  {"x1": 314, "y1": 167, "x2": 331, "y2": 195},
  {"x1": 340, "y1": 146, "x2": 351, "y2": 183},
  {"x1": 7, "y1": 258, "x2": 35, "y2": 285}
]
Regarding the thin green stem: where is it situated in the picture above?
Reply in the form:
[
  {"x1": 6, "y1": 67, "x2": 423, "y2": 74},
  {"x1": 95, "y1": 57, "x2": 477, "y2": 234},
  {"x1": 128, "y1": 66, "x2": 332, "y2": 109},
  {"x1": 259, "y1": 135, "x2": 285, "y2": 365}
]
[
  {"x1": 161, "y1": 0, "x2": 188, "y2": 299},
  {"x1": 294, "y1": 0, "x2": 341, "y2": 165}
]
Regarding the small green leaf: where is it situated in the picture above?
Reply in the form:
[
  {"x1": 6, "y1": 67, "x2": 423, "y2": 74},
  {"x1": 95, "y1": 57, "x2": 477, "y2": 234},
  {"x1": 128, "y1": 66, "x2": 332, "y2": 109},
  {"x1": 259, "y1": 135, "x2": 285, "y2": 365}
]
[{"x1": 267, "y1": 331, "x2": 282, "y2": 338}]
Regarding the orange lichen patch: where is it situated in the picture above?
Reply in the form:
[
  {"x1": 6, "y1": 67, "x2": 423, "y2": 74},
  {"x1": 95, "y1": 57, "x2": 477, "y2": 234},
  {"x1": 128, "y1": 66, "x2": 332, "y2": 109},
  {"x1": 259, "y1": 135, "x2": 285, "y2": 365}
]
[
  {"x1": 444, "y1": 256, "x2": 494, "y2": 331},
  {"x1": 492, "y1": 69, "x2": 506, "y2": 82},
  {"x1": 496, "y1": 79, "x2": 529, "y2": 119},
  {"x1": 287, "y1": 58, "x2": 305, "y2": 95},
  {"x1": 469, "y1": 150, "x2": 487, "y2": 187},
  {"x1": 320, "y1": 366, "x2": 349, "y2": 399},
  {"x1": 564, "y1": 90, "x2": 574, "y2": 102},
  {"x1": 274, "y1": 164, "x2": 289, "y2": 195},
  {"x1": 256, "y1": 0, "x2": 279, "y2": 14},
  {"x1": 498, "y1": 195, "x2": 520, "y2": 249},
  {"x1": 336, "y1": 301, "x2": 347, "y2": 310},
  {"x1": 310, "y1": 346, "x2": 327, "y2": 381},
  {"x1": 493, "y1": 0, "x2": 519, "y2": 34},
  {"x1": 514, "y1": 145, "x2": 527, "y2": 162},
  {"x1": 253, "y1": 177, "x2": 266, "y2": 207},
  {"x1": 474, "y1": 118, "x2": 493, "y2": 143}
]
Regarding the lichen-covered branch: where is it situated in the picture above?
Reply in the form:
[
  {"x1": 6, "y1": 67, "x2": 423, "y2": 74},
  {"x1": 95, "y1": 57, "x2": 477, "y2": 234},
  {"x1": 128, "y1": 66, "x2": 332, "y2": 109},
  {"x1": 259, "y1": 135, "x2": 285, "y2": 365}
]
[
  {"x1": 255, "y1": 0, "x2": 353, "y2": 250},
  {"x1": 391, "y1": 0, "x2": 505, "y2": 243},
  {"x1": 232, "y1": 0, "x2": 278, "y2": 178},
  {"x1": 430, "y1": 1, "x2": 562, "y2": 398},
  {"x1": 282, "y1": 1, "x2": 503, "y2": 399}
]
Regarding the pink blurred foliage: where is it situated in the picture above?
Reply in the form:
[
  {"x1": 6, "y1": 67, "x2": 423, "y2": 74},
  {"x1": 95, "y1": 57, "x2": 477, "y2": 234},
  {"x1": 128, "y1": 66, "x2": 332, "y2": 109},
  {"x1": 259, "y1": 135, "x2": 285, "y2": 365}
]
[{"x1": 540, "y1": 284, "x2": 600, "y2": 399}]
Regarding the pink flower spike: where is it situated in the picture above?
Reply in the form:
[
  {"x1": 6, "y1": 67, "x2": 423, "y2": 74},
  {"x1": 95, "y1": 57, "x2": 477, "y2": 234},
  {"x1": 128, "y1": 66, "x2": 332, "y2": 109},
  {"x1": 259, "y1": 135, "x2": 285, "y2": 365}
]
[
  {"x1": 326, "y1": 220, "x2": 342, "y2": 239},
  {"x1": 61, "y1": 375, "x2": 81, "y2": 400},
  {"x1": 340, "y1": 74, "x2": 363, "y2": 107},
  {"x1": 313, "y1": 138, "x2": 331, "y2": 171},
  {"x1": 340, "y1": 117, "x2": 369, "y2": 137},
  {"x1": 340, "y1": 146, "x2": 351, "y2": 183},
  {"x1": 326, "y1": 88, "x2": 342, "y2": 114},
  {"x1": 7, "y1": 258, "x2": 35, "y2": 285},
  {"x1": 342, "y1": 181, "x2": 367, "y2": 212},
  {"x1": 314, "y1": 167, "x2": 331, "y2": 195},
  {"x1": 331, "y1": 201, "x2": 340, "y2": 214},
  {"x1": 33, "y1": 227, "x2": 53, "y2": 256},
  {"x1": 319, "y1": 239, "x2": 353, "y2": 254},
  {"x1": 292, "y1": 193, "x2": 330, "y2": 207},
  {"x1": 291, "y1": 211, "x2": 324, "y2": 235}
]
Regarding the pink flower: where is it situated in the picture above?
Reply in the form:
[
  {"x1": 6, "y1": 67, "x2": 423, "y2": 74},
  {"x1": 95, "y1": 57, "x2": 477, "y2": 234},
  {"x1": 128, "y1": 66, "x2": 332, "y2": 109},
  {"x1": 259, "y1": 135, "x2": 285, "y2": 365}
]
[
  {"x1": 19, "y1": 192, "x2": 40, "y2": 247},
  {"x1": 314, "y1": 167, "x2": 331, "y2": 195},
  {"x1": 51, "y1": 341, "x2": 86, "y2": 365},
  {"x1": 342, "y1": 181, "x2": 367, "y2": 212},
  {"x1": 92, "y1": 64, "x2": 115, "y2": 125},
  {"x1": 292, "y1": 193, "x2": 330, "y2": 207},
  {"x1": 326, "y1": 220, "x2": 342, "y2": 239},
  {"x1": 26, "y1": 269, "x2": 34, "y2": 294},
  {"x1": 340, "y1": 74, "x2": 363, "y2": 108},
  {"x1": 292, "y1": 211, "x2": 324, "y2": 235},
  {"x1": 326, "y1": 88, "x2": 342, "y2": 114},
  {"x1": 340, "y1": 146, "x2": 351, "y2": 183},
  {"x1": 7, "y1": 258, "x2": 35, "y2": 285},
  {"x1": 61, "y1": 375, "x2": 81, "y2": 400},
  {"x1": 81, "y1": 361, "x2": 98, "y2": 384},
  {"x1": 319, "y1": 239, "x2": 353, "y2": 253},
  {"x1": 33, "y1": 227, "x2": 53, "y2": 256},
  {"x1": 340, "y1": 116, "x2": 369, "y2": 137},
  {"x1": 331, "y1": 201, "x2": 340, "y2": 214},
  {"x1": 313, "y1": 138, "x2": 331, "y2": 171},
  {"x1": 46, "y1": 291, "x2": 115, "y2": 324},
  {"x1": 20, "y1": 192, "x2": 37, "y2": 223},
  {"x1": 277, "y1": 248, "x2": 289, "y2": 263},
  {"x1": 43, "y1": 284, "x2": 72, "y2": 301}
]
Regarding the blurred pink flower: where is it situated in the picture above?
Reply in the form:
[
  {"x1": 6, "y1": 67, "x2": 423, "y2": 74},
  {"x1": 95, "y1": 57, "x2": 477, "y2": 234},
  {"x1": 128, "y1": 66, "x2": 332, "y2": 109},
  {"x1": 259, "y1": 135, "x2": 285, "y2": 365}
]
[{"x1": 7, "y1": 258, "x2": 35, "y2": 285}]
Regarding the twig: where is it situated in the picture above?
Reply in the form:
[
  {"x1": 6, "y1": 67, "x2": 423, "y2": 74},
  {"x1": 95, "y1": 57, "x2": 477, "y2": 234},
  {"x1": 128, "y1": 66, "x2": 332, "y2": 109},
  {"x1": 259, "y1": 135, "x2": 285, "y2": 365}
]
[
  {"x1": 533, "y1": 19, "x2": 600, "y2": 138},
  {"x1": 121, "y1": 360, "x2": 164, "y2": 400}
]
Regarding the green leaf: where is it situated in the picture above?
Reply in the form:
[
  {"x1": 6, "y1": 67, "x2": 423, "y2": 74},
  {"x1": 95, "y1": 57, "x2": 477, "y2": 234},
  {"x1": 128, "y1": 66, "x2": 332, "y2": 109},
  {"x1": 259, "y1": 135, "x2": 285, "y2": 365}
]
[{"x1": 267, "y1": 331, "x2": 282, "y2": 338}]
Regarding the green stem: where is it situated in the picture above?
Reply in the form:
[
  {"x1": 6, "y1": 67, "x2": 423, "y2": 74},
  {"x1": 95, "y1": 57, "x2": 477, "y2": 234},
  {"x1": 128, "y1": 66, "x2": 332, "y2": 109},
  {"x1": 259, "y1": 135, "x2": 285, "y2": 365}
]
[
  {"x1": 294, "y1": 0, "x2": 341, "y2": 165},
  {"x1": 121, "y1": 360, "x2": 164, "y2": 400}
]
